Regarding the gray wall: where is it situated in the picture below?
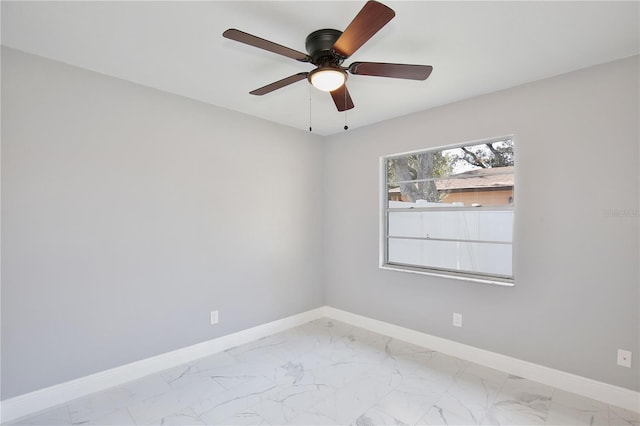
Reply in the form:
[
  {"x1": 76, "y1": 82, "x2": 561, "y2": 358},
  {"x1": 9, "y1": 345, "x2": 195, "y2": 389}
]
[
  {"x1": 1, "y1": 47, "x2": 325, "y2": 399},
  {"x1": 324, "y1": 55, "x2": 640, "y2": 391},
  {"x1": 2, "y1": 47, "x2": 638, "y2": 400}
]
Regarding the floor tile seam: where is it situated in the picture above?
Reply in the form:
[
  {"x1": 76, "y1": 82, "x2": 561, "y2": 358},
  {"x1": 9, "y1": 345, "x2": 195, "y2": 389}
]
[
  {"x1": 286, "y1": 406, "x2": 341, "y2": 426},
  {"x1": 279, "y1": 398, "x2": 339, "y2": 426},
  {"x1": 420, "y1": 403, "x2": 449, "y2": 425},
  {"x1": 418, "y1": 366, "x2": 468, "y2": 409},
  {"x1": 286, "y1": 374, "x2": 361, "y2": 411},
  {"x1": 191, "y1": 378, "x2": 281, "y2": 422},
  {"x1": 448, "y1": 377, "x2": 525, "y2": 425},
  {"x1": 123, "y1": 406, "x2": 137, "y2": 426},
  {"x1": 542, "y1": 386, "x2": 560, "y2": 424},
  {"x1": 262, "y1": 396, "x2": 312, "y2": 425},
  {"x1": 335, "y1": 370, "x2": 401, "y2": 425},
  {"x1": 245, "y1": 380, "x2": 319, "y2": 413},
  {"x1": 77, "y1": 406, "x2": 136, "y2": 426},
  {"x1": 609, "y1": 406, "x2": 640, "y2": 424},
  {"x1": 546, "y1": 399, "x2": 612, "y2": 417},
  {"x1": 135, "y1": 379, "x2": 224, "y2": 420},
  {"x1": 208, "y1": 342, "x2": 331, "y2": 391},
  {"x1": 280, "y1": 366, "x2": 398, "y2": 424},
  {"x1": 343, "y1": 357, "x2": 404, "y2": 391},
  {"x1": 122, "y1": 367, "x2": 203, "y2": 404},
  {"x1": 485, "y1": 396, "x2": 552, "y2": 426},
  {"x1": 181, "y1": 407, "x2": 214, "y2": 425},
  {"x1": 363, "y1": 378, "x2": 399, "y2": 414},
  {"x1": 241, "y1": 338, "x2": 338, "y2": 367},
  {"x1": 454, "y1": 386, "x2": 506, "y2": 412},
  {"x1": 8, "y1": 403, "x2": 74, "y2": 426},
  {"x1": 223, "y1": 410, "x2": 271, "y2": 426},
  {"x1": 372, "y1": 394, "x2": 434, "y2": 426},
  {"x1": 165, "y1": 404, "x2": 201, "y2": 424},
  {"x1": 434, "y1": 390, "x2": 493, "y2": 426},
  {"x1": 65, "y1": 405, "x2": 73, "y2": 425},
  {"x1": 414, "y1": 408, "x2": 431, "y2": 426},
  {"x1": 286, "y1": 342, "x2": 348, "y2": 368},
  {"x1": 68, "y1": 395, "x2": 130, "y2": 425},
  {"x1": 490, "y1": 370, "x2": 513, "y2": 412},
  {"x1": 452, "y1": 373, "x2": 509, "y2": 410}
]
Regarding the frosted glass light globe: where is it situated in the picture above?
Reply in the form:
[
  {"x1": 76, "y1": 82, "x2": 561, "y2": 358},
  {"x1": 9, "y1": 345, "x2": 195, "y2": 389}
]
[{"x1": 309, "y1": 68, "x2": 346, "y2": 92}]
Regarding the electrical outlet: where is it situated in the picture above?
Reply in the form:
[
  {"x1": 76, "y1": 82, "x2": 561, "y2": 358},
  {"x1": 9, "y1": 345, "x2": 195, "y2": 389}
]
[
  {"x1": 210, "y1": 310, "x2": 219, "y2": 325},
  {"x1": 617, "y1": 349, "x2": 632, "y2": 368},
  {"x1": 453, "y1": 312, "x2": 463, "y2": 328}
]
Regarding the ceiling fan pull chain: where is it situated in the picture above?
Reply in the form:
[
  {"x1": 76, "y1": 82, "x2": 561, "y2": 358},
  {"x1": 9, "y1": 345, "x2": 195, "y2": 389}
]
[
  {"x1": 309, "y1": 85, "x2": 313, "y2": 132},
  {"x1": 344, "y1": 88, "x2": 349, "y2": 131}
]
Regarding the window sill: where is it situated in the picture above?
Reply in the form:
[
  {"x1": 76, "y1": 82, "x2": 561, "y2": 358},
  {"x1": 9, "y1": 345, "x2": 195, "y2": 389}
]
[{"x1": 380, "y1": 264, "x2": 514, "y2": 287}]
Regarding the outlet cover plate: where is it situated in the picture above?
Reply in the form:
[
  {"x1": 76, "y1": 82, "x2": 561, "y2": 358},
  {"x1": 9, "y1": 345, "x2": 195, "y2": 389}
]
[
  {"x1": 453, "y1": 313, "x2": 463, "y2": 328},
  {"x1": 617, "y1": 349, "x2": 632, "y2": 368},
  {"x1": 210, "y1": 310, "x2": 219, "y2": 325}
]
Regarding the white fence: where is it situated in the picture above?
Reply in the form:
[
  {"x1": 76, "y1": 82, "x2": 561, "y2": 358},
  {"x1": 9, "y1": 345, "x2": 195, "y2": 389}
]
[{"x1": 387, "y1": 200, "x2": 513, "y2": 276}]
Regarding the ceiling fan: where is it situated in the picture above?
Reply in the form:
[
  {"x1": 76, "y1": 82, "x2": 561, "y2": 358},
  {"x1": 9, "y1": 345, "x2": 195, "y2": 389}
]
[{"x1": 223, "y1": 0, "x2": 433, "y2": 112}]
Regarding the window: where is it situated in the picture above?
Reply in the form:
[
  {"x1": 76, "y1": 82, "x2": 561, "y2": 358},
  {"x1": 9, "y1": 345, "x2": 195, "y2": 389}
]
[{"x1": 381, "y1": 137, "x2": 515, "y2": 285}]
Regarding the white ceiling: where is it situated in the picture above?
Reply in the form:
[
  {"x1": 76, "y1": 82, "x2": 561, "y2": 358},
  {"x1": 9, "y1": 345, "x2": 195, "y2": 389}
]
[{"x1": 2, "y1": 1, "x2": 639, "y2": 136}]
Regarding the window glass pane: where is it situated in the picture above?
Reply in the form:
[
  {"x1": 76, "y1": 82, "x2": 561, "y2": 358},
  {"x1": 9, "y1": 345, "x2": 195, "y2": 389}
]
[
  {"x1": 387, "y1": 238, "x2": 512, "y2": 277},
  {"x1": 434, "y1": 169, "x2": 514, "y2": 207},
  {"x1": 386, "y1": 151, "x2": 448, "y2": 202},
  {"x1": 383, "y1": 137, "x2": 515, "y2": 283},
  {"x1": 388, "y1": 168, "x2": 514, "y2": 208},
  {"x1": 441, "y1": 140, "x2": 514, "y2": 171},
  {"x1": 386, "y1": 139, "x2": 514, "y2": 208},
  {"x1": 388, "y1": 210, "x2": 513, "y2": 242}
]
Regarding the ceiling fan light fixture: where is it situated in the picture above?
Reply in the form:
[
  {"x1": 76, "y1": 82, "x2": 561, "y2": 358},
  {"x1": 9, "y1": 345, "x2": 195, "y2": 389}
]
[
  {"x1": 225, "y1": 1, "x2": 432, "y2": 113},
  {"x1": 309, "y1": 67, "x2": 347, "y2": 92}
]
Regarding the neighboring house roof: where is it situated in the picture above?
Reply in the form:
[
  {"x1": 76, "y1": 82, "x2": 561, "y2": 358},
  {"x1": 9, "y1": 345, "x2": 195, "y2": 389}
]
[
  {"x1": 436, "y1": 166, "x2": 514, "y2": 191},
  {"x1": 389, "y1": 166, "x2": 514, "y2": 193}
]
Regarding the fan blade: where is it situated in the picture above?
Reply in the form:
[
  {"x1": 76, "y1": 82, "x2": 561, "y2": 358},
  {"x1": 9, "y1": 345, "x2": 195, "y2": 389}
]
[
  {"x1": 332, "y1": 1, "x2": 395, "y2": 59},
  {"x1": 348, "y1": 62, "x2": 433, "y2": 80},
  {"x1": 250, "y1": 73, "x2": 308, "y2": 96},
  {"x1": 330, "y1": 85, "x2": 355, "y2": 111},
  {"x1": 223, "y1": 29, "x2": 310, "y2": 62}
]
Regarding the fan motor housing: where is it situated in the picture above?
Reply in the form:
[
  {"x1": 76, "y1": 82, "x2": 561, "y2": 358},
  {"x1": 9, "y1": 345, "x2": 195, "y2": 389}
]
[{"x1": 305, "y1": 29, "x2": 344, "y2": 65}]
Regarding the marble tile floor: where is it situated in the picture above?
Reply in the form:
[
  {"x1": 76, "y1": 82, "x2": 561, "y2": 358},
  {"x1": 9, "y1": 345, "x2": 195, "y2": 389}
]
[{"x1": 6, "y1": 319, "x2": 640, "y2": 426}]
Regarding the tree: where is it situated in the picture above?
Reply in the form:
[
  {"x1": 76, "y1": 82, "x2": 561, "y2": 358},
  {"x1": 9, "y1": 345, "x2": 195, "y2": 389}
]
[
  {"x1": 388, "y1": 151, "x2": 451, "y2": 202},
  {"x1": 387, "y1": 139, "x2": 513, "y2": 203},
  {"x1": 453, "y1": 139, "x2": 514, "y2": 169}
]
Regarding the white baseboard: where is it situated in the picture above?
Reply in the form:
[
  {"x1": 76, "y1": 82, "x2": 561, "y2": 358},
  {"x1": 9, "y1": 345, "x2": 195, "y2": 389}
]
[
  {"x1": 2, "y1": 306, "x2": 638, "y2": 423},
  {"x1": 324, "y1": 306, "x2": 640, "y2": 414},
  {"x1": 0, "y1": 307, "x2": 326, "y2": 423}
]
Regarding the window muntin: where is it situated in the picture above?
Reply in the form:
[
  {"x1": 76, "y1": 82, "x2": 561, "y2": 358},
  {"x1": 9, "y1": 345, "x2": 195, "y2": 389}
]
[{"x1": 382, "y1": 138, "x2": 515, "y2": 284}]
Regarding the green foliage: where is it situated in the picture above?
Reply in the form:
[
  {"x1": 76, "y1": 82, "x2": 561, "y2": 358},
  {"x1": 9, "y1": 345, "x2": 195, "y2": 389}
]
[
  {"x1": 387, "y1": 151, "x2": 451, "y2": 202},
  {"x1": 451, "y1": 139, "x2": 514, "y2": 169},
  {"x1": 387, "y1": 151, "x2": 451, "y2": 185},
  {"x1": 387, "y1": 139, "x2": 513, "y2": 203}
]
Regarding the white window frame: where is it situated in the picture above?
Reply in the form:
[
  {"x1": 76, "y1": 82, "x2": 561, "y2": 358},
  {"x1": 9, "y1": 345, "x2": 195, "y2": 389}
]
[{"x1": 379, "y1": 136, "x2": 516, "y2": 286}]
